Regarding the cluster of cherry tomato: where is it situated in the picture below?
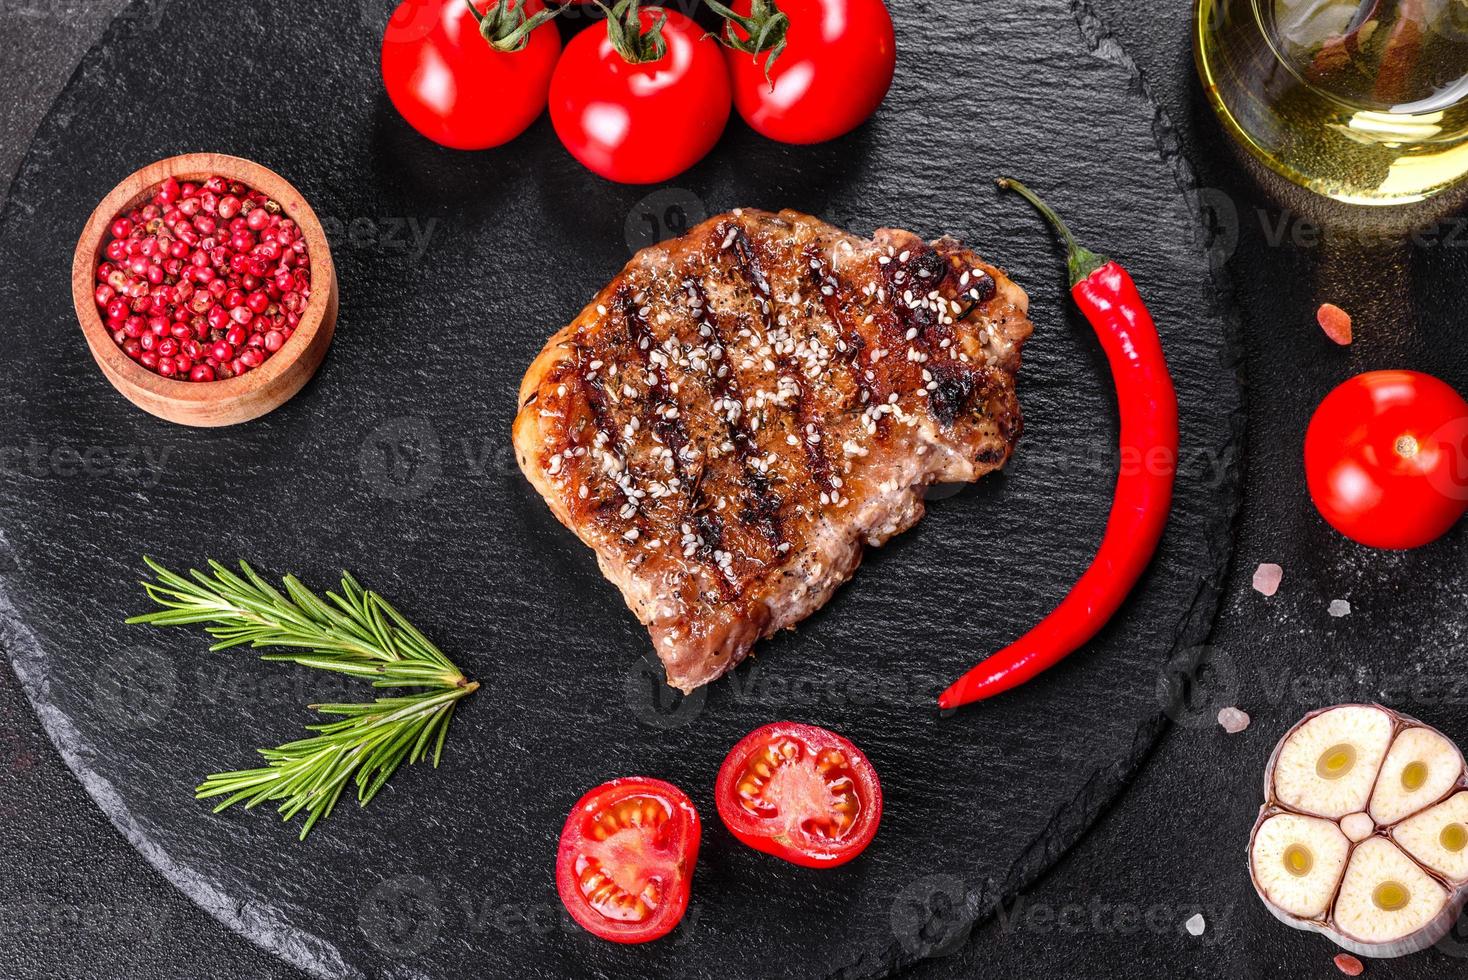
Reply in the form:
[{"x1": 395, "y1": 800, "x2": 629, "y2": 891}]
[
  {"x1": 380, "y1": 0, "x2": 896, "y2": 183},
  {"x1": 555, "y1": 722, "x2": 883, "y2": 943}
]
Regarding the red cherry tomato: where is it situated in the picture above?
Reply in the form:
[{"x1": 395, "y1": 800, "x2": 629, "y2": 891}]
[
  {"x1": 548, "y1": 6, "x2": 731, "y2": 183},
  {"x1": 381, "y1": 0, "x2": 561, "y2": 150},
  {"x1": 555, "y1": 777, "x2": 700, "y2": 943},
  {"x1": 1305, "y1": 370, "x2": 1468, "y2": 549},
  {"x1": 714, "y1": 722, "x2": 881, "y2": 868},
  {"x1": 717, "y1": 0, "x2": 895, "y2": 144}
]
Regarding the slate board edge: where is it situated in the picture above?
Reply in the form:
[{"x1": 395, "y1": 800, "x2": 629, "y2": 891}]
[
  {"x1": 0, "y1": 578, "x2": 363, "y2": 980},
  {"x1": 826, "y1": 3, "x2": 1249, "y2": 975},
  {"x1": 0, "y1": 3, "x2": 361, "y2": 977},
  {"x1": 0, "y1": 1, "x2": 1248, "y2": 979}
]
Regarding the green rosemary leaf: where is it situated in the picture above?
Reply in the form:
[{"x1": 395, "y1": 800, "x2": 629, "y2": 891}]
[
  {"x1": 134, "y1": 558, "x2": 479, "y2": 838},
  {"x1": 431, "y1": 703, "x2": 456, "y2": 765},
  {"x1": 258, "y1": 655, "x2": 388, "y2": 678}
]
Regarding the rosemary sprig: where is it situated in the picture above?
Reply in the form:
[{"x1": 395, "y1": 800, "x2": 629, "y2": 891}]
[{"x1": 128, "y1": 557, "x2": 479, "y2": 839}]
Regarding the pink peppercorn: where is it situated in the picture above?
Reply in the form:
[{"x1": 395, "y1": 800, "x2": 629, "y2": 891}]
[{"x1": 94, "y1": 174, "x2": 311, "y2": 382}]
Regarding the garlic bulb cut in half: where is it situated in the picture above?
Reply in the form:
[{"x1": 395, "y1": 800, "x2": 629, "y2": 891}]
[{"x1": 1249, "y1": 705, "x2": 1468, "y2": 958}]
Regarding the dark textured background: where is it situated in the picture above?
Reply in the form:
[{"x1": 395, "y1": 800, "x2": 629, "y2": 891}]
[{"x1": 1, "y1": 1, "x2": 1465, "y2": 979}]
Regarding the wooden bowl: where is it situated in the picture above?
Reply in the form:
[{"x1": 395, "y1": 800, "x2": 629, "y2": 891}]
[{"x1": 71, "y1": 153, "x2": 337, "y2": 426}]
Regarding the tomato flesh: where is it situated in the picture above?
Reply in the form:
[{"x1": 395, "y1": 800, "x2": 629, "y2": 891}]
[
  {"x1": 556, "y1": 777, "x2": 700, "y2": 943},
  {"x1": 1305, "y1": 370, "x2": 1468, "y2": 549},
  {"x1": 715, "y1": 722, "x2": 881, "y2": 867},
  {"x1": 381, "y1": 0, "x2": 561, "y2": 150}
]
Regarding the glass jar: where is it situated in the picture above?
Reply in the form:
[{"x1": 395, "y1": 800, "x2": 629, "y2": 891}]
[{"x1": 1196, "y1": 0, "x2": 1468, "y2": 205}]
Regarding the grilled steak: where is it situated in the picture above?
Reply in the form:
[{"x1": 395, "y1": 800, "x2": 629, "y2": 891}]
[{"x1": 514, "y1": 209, "x2": 1033, "y2": 692}]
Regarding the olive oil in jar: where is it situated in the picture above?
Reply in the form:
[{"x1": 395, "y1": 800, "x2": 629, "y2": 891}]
[{"x1": 1195, "y1": 0, "x2": 1468, "y2": 204}]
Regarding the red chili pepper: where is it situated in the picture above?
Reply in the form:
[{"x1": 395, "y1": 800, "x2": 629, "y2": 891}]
[{"x1": 938, "y1": 179, "x2": 1179, "y2": 710}]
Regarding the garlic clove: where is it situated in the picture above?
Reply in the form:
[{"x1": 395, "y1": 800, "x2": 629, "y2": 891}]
[
  {"x1": 1369, "y1": 727, "x2": 1465, "y2": 826},
  {"x1": 1251, "y1": 812, "x2": 1352, "y2": 920},
  {"x1": 1332, "y1": 837, "x2": 1450, "y2": 956},
  {"x1": 1273, "y1": 705, "x2": 1395, "y2": 819},
  {"x1": 1393, "y1": 792, "x2": 1468, "y2": 885}
]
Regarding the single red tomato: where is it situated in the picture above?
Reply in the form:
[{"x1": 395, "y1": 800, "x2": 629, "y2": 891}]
[
  {"x1": 1305, "y1": 370, "x2": 1468, "y2": 549},
  {"x1": 555, "y1": 777, "x2": 700, "y2": 943},
  {"x1": 381, "y1": 0, "x2": 561, "y2": 150},
  {"x1": 548, "y1": 4, "x2": 731, "y2": 183},
  {"x1": 714, "y1": 722, "x2": 882, "y2": 868},
  {"x1": 713, "y1": 0, "x2": 895, "y2": 144}
]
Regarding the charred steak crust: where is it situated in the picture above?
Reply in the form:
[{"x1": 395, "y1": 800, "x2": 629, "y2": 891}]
[{"x1": 514, "y1": 209, "x2": 1033, "y2": 692}]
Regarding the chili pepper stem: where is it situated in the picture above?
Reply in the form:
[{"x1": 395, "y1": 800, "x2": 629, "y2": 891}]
[{"x1": 995, "y1": 177, "x2": 1109, "y2": 288}]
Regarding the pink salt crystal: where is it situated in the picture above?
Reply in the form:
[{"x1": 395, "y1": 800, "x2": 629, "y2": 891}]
[
  {"x1": 1252, "y1": 563, "x2": 1283, "y2": 597},
  {"x1": 1317, "y1": 303, "x2": 1353, "y2": 346},
  {"x1": 1218, "y1": 707, "x2": 1250, "y2": 734}
]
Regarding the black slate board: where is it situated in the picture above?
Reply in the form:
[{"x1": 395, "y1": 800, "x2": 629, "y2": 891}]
[{"x1": 0, "y1": 1, "x2": 1241, "y2": 977}]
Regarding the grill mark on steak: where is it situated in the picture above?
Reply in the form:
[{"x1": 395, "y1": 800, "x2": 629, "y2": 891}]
[
  {"x1": 681, "y1": 278, "x2": 750, "y2": 445},
  {"x1": 724, "y1": 223, "x2": 836, "y2": 497},
  {"x1": 804, "y1": 244, "x2": 875, "y2": 409},
  {"x1": 617, "y1": 286, "x2": 740, "y2": 595},
  {"x1": 928, "y1": 248, "x2": 1018, "y2": 440},
  {"x1": 724, "y1": 222, "x2": 775, "y2": 334},
  {"x1": 804, "y1": 244, "x2": 894, "y2": 444},
  {"x1": 793, "y1": 394, "x2": 836, "y2": 497},
  {"x1": 683, "y1": 276, "x2": 786, "y2": 551},
  {"x1": 618, "y1": 286, "x2": 686, "y2": 462},
  {"x1": 563, "y1": 348, "x2": 654, "y2": 539}
]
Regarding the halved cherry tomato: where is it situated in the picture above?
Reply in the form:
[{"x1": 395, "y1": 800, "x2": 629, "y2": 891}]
[
  {"x1": 548, "y1": 1, "x2": 731, "y2": 183},
  {"x1": 1305, "y1": 370, "x2": 1468, "y2": 549},
  {"x1": 555, "y1": 777, "x2": 700, "y2": 943},
  {"x1": 710, "y1": 0, "x2": 895, "y2": 144},
  {"x1": 714, "y1": 722, "x2": 881, "y2": 868},
  {"x1": 381, "y1": 0, "x2": 561, "y2": 150}
]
